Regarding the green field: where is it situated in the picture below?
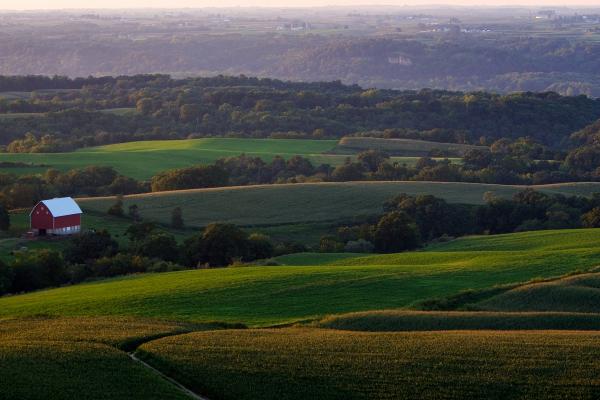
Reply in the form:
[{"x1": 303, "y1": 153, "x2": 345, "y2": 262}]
[
  {"x1": 0, "y1": 89, "x2": 80, "y2": 100},
  {"x1": 137, "y1": 329, "x2": 600, "y2": 400},
  {"x1": 336, "y1": 136, "x2": 485, "y2": 157},
  {"x1": 0, "y1": 138, "x2": 362, "y2": 180},
  {"x1": 78, "y1": 181, "x2": 600, "y2": 229},
  {"x1": 2, "y1": 228, "x2": 600, "y2": 326},
  {"x1": 0, "y1": 137, "x2": 460, "y2": 179}
]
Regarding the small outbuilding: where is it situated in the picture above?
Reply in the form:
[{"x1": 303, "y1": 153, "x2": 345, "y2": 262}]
[{"x1": 30, "y1": 197, "x2": 82, "y2": 236}]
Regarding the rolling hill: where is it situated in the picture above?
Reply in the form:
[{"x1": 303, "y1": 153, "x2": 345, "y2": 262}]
[
  {"x1": 0, "y1": 138, "x2": 339, "y2": 180},
  {"x1": 78, "y1": 181, "x2": 600, "y2": 229},
  {"x1": 1, "y1": 228, "x2": 600, "y2": 326},
  {"x1": 0, "y1": 137, "x2": 448, "y2": 180},
  {"x1": 136, "y1": 329, "x2": 600, "y2": 400}
]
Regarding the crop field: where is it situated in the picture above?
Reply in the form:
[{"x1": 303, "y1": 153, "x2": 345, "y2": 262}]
[
  {"x1": 0, "y1": 340, "x2": 189, "y2": 400},
  {"x1": 0, "y1": 89, "x2": 80, "y2": 100},
  {"x1": 0, "y1": 137, "x2": 457, "y2": 179},
  {"x1": 0, "y1": 317, "x2": 196, "y2": 349},
  {"x1": 1, "y1": 229, "x2": 600, "y2": 326},
  {"x1": 137, "y1": 328, "x2": 600, "y2": 400},
  {"x1": 336, "y1": 136, "x2": 485, "y2": 156},
  {"x1": 315, "y1": 310, "x2": 600, "y2": 331},
  {"x1": 0, "y1": 138, "x2": 338, "y2": 179},
  {"x1": 0, "y1": 317, "x2": 205, "y2": 400},
  {"x1": 78, "y1": 181, "x2": 600, "y2": 229},
  {"x1": 0, "y1": 112, "x2": 44, "y2": 119},
  {"x1": 474, "y1": 272, "x2": 600, "y2": 313}
]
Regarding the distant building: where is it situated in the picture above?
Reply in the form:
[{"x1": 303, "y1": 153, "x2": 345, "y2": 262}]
[
  {"x1": 30, "y1": 197, "x2": 82, "y2": 236},
  {"x1": 387, "y1": 55, "x2": 413, "y2": 66}
]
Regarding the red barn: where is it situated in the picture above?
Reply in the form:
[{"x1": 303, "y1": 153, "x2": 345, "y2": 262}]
[{"x1": 30, "y1": 197, "x2": 82, "y2": 236}]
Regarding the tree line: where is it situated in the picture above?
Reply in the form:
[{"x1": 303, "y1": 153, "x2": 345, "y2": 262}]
[
  {"x1": 4, "y1": 136, "x2": 600, "y2": 211},
  {"x1": 0, "y1": 221, "x2": 276, "y2": 296},
  {"x1": 1, "y1": 74, "x2": 599, "y2": 152},
  {"x1": 322, "y1": 189, "x2": 600, "y2": 254}
]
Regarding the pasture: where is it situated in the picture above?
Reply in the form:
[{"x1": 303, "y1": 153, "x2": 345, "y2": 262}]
[
  {"x1": 1, "y1": 229, "x2": 600, "y2": 326},
  {"x1": 78, "y1": 181, "x2": 600, "y2": 228},
  {"x1": 137, "y1": 328, "x2": 600, "y2": 400}
]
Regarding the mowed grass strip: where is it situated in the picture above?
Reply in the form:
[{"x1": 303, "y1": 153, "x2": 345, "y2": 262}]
[
  {"x1": 315, "y1": 310, "x2": 600, "y2": 331},
  {"x1": 137, "y1": 328, "x2": 600, "y2": 400},
  {"x1": 2, "y1": 229, "x2": 600, "y2": 326},
  {"x1": 78, "y1": 181, "x2": 600, "y2": 228}
]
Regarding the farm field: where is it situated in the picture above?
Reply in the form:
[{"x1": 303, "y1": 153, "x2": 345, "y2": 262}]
[
  {"x1": 137, "y1": 329, "x2": 600, "y2": 400},
  {"x1": 0, "y1": 137, "x2": 458, "y2": 179},
  {"x1": 474, "y1": 272, "x2": 600, "y2": 313},
  {"x1": 335, "y1": 136, "x2": 485, "y2": 156},
  {"x1": 1, "y1": 229, "x2": 600, "y2": 326},
  {"x1": 315, "y1": 310, "x2": 600, "y2": 331},
  {"x1": 78, "y1": 181, "x2": 600, "y2": 229},
  {"x1": 0, "y1": 316, "x2": 224, "y2": 400}
]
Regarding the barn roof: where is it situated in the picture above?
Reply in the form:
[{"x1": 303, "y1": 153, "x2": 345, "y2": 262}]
[{"x1": 35, "y1": 197, "x2": 82, "y2": 217}]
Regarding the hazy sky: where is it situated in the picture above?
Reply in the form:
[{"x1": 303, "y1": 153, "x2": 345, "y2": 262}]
[{"x1": 1, "y1": 0, "x2": 599, "y2": 10}]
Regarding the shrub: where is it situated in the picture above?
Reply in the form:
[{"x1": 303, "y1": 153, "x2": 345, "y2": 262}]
[
  {"x1": 344, "y1": 239, "x2": 374, "y2": 253},
  {"x1": 64, "y1": 230, "x2": 119, "y2": 264},
  {"x1": 107, "y1": 195, "x2": 124, "y2": 217},
  {"x1": 201, "y1": 223, "x2": 249, "y2": 267},
  {"x1": 247, "y1": 233, "x2": 274, "y2": 261},
  {"x1": 319, "y1": 235, "x2": 345, "y2": 253},
  {"x1": 10, "y1": 249, "x2": 66, "y2": 293},
  {"x1": 171, "y1": 207, "x2": 184, "y2": 229},
  {"x1": 582, "y1": 207, "x2": 600, "y2": 228},
  {"x1": 0, "y1": 260, "x2": 14, "y2": 295},
  {"x1": 0, "y1": 203, "x2": 10, "y2": 231},
  {"x1": 133, "y1": 233, "x2": 180, "y2": 262},
  {"x1": 373, "y1": 211, "x2": 420, "y2": 253}
]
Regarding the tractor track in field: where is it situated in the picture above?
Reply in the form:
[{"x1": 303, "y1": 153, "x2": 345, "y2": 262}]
[{"x1": 128, "y1": 351, "x2": 210, "y2": 400}]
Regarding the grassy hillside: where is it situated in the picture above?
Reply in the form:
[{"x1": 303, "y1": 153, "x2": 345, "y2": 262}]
[
  {"x1": 1, "y1": 229, "x2": 600, "y2": 326},
  {"x1": 336, "y1": 136, "x2": 485, "y2": 156},
  {"x1": 137, "y1": 328, "x2": 600, "y2": 400},
  {"x1": 78, "y1": 181, "x2": 600, "y2": 228}
]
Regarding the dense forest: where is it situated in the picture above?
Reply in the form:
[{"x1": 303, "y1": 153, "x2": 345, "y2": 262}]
[{"x1": 1, "y1": 74, "x2": 600, "y2": 150}]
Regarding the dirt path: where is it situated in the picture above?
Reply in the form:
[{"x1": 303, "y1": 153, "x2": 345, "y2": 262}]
[{"x1": 129, "y1": 351, "x2": 210, "y2": 400}]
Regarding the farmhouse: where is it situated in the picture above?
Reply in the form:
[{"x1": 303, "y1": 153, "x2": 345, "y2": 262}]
[{"x1": 30, "y1": 197, "x2": 82, "y2": 236}]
